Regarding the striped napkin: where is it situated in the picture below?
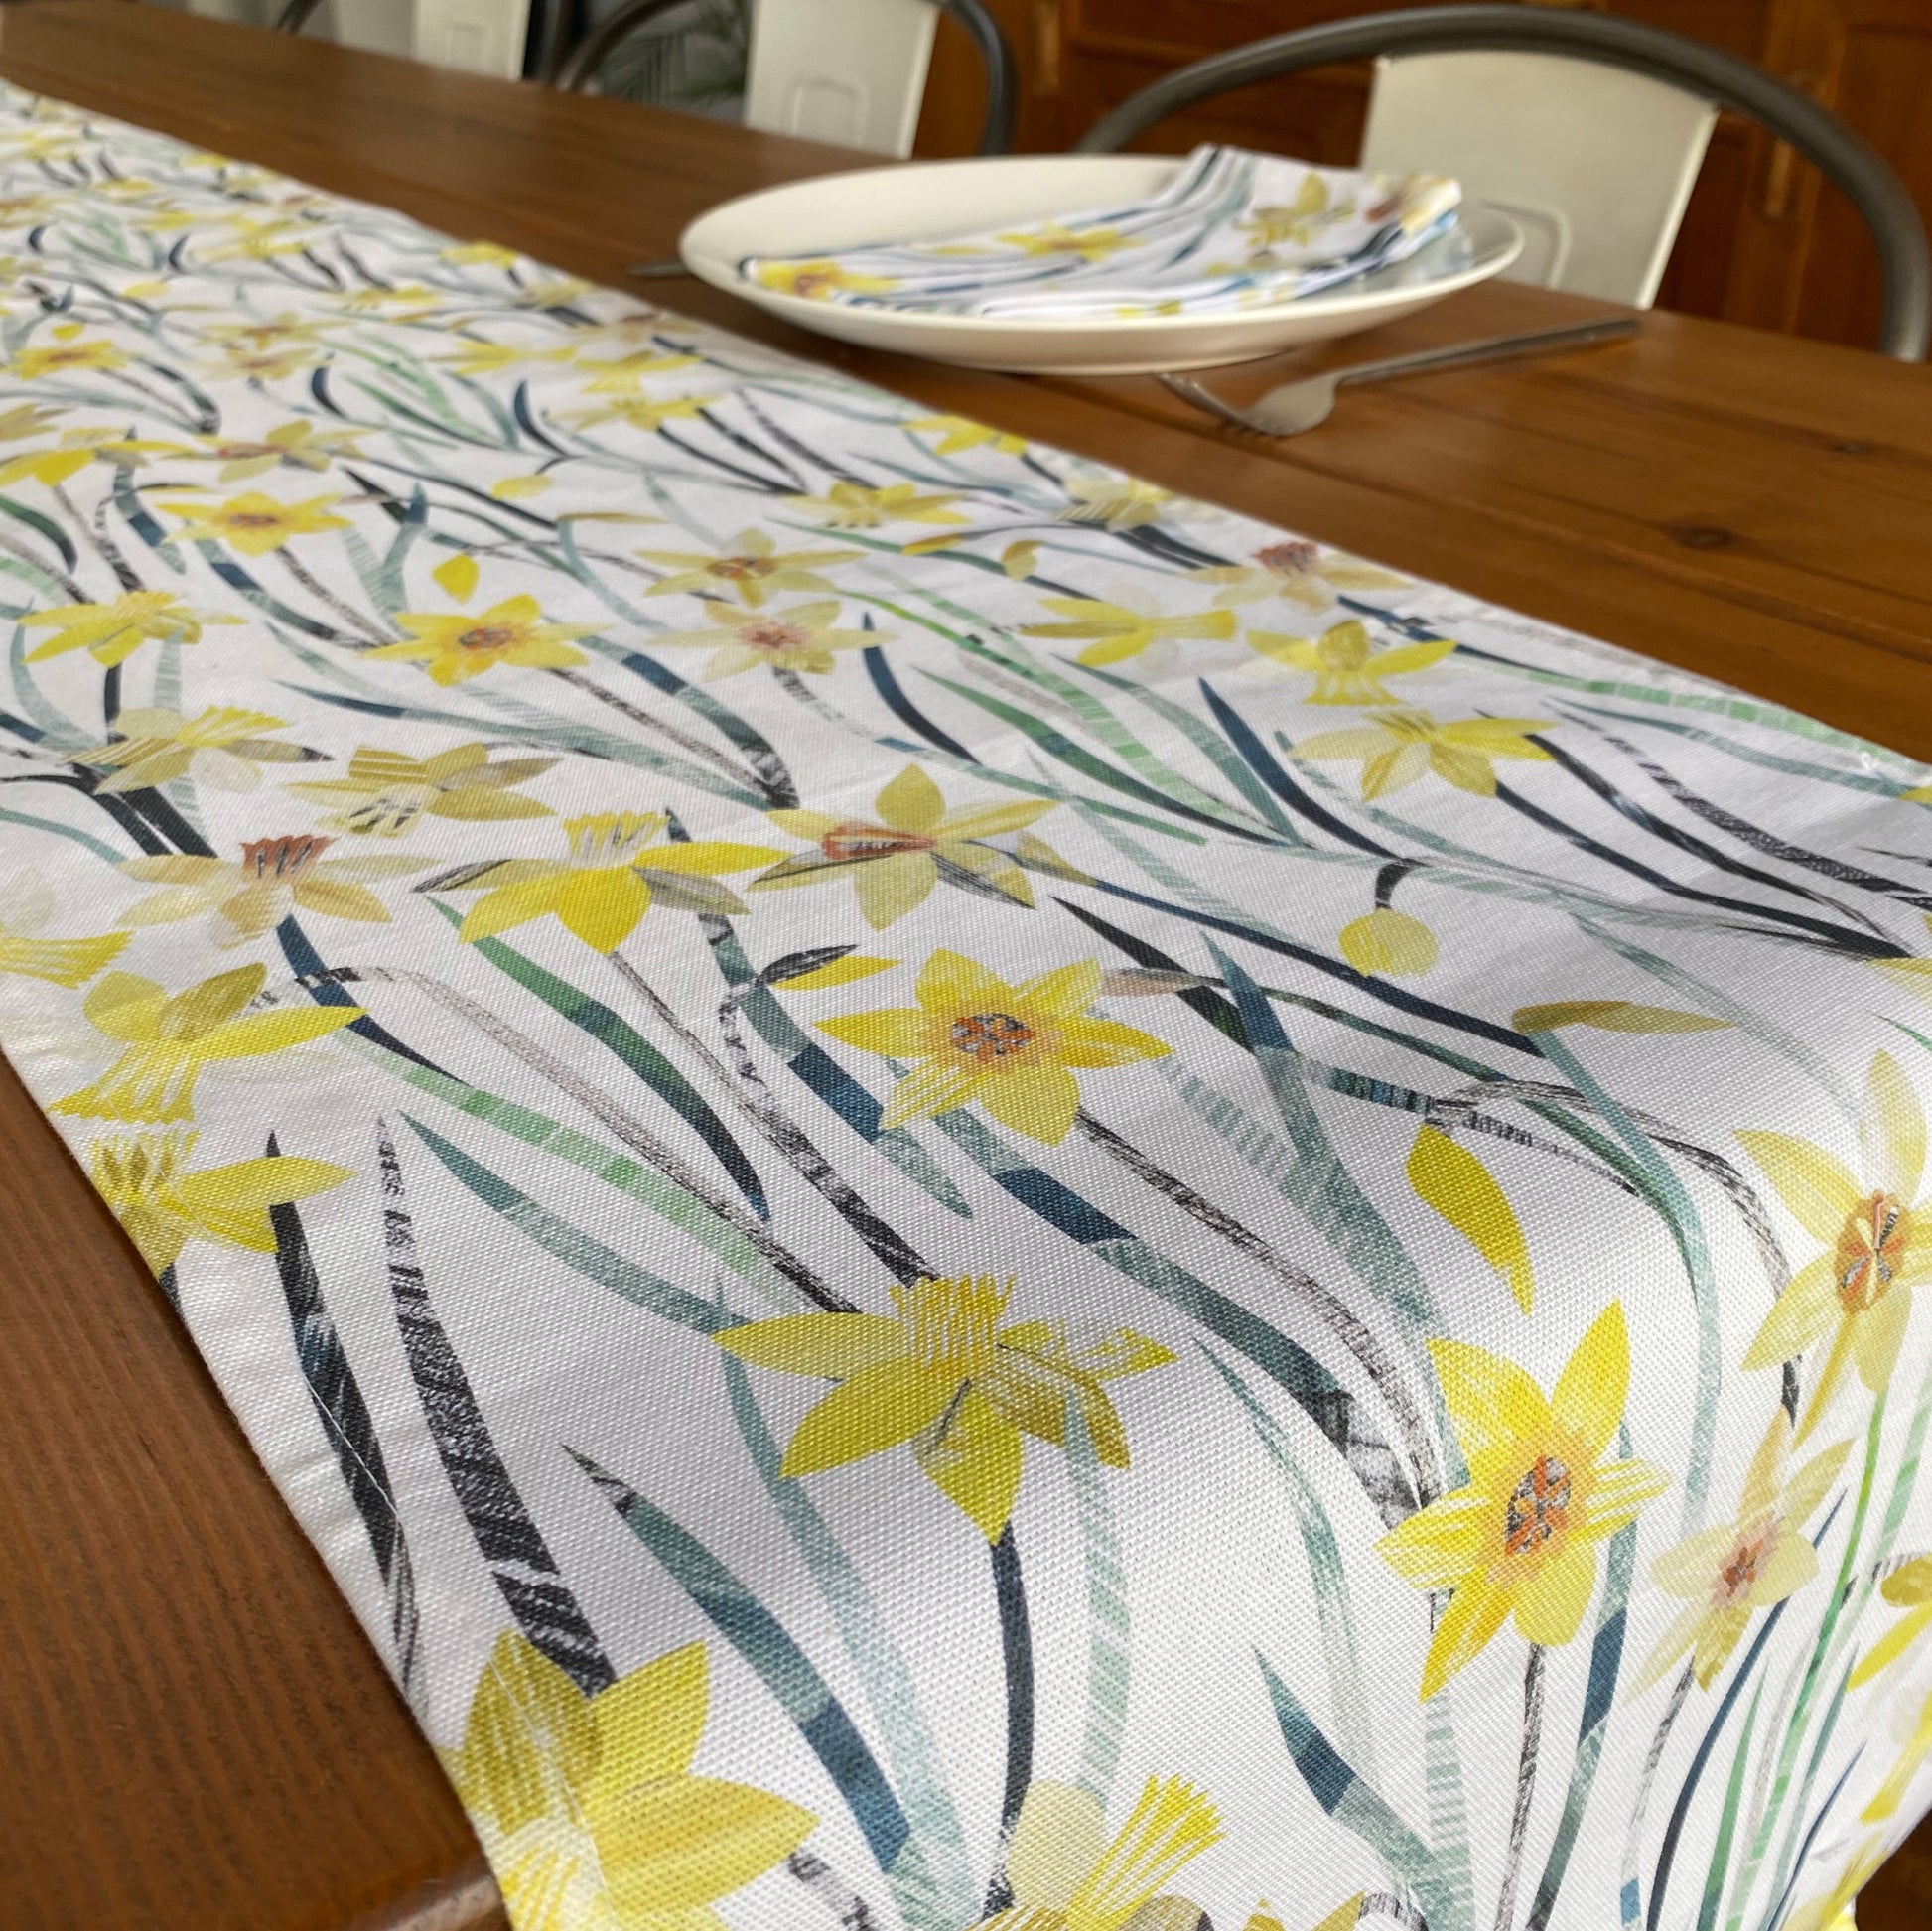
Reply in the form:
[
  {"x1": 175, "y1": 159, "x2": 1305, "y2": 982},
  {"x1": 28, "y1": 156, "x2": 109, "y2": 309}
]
[{"x1": 743, "y1": 145, "x2": 1460, "y2": 318}]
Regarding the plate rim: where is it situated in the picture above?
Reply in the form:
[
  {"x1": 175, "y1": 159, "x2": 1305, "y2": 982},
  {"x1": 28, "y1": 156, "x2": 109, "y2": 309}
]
[{"x1": 678, "y1": 155, "x2": 1522, "y2": 339}]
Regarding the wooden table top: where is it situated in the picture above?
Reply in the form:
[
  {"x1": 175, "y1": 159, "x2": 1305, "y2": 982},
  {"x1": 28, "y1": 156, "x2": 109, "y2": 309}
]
[{"x1": 0, "y1": 6, "x2": 1927, "y2": 1926}]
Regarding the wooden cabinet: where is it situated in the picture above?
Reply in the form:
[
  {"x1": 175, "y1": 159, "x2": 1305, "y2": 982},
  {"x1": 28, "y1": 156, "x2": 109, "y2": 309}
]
[{"x1": 914, "y1": 0, "x2": 1932, "y2": 352}]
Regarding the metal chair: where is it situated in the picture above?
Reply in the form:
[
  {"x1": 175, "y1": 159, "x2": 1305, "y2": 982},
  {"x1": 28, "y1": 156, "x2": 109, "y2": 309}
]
[
  {"x1": 1073, "y1": 4, "x2": 1931, "y2": 361},
  {"x1": 555, "y1": 0, "x2": 1016, "y2": 159},
  {"x1": 273, "y1": 0, "x2": 534, "y2": 78}
]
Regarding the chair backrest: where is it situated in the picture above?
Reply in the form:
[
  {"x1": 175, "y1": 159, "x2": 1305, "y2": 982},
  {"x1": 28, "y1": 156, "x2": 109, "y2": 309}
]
[
  {"x1": 556, "y1": 0, "x2": 1016, "y2": 159},
  {"x1": 1361, "y1": 50, "x2": 1714, "y2": 307},
  {"x1": 270, "y1": 0, "x2": 530, "y2": 76},
  {"x1": 1073, "y1": 3, "x2": 1931, "y2": 359}
]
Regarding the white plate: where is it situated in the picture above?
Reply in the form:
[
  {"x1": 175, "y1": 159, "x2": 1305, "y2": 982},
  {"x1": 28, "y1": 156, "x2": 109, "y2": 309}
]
[{"x1": 678, "y1": 154, "x2": 1523, "y2": 375}]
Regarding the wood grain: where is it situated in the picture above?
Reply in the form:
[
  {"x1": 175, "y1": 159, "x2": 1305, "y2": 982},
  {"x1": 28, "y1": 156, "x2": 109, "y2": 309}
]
[{"x1": 0, "y1": 6, "x2": 1926, "y2": 1925}]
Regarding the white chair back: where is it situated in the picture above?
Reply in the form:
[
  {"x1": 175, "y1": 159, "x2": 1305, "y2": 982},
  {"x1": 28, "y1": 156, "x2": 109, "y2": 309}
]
[
  {"x1": 1359, "y1": 48, "x2": 1716, "y2": 307},
  {"x1": 743, "y1": 0, "x2": 938, "y2": 158}
]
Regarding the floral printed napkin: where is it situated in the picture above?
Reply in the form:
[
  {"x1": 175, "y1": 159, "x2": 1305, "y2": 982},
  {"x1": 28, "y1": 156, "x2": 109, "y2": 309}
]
[
  {"x1": 0, "y1": 80, "x2": 1930, "y2": 1931},
  {"x1": 744, "y1": 145, "x2": 1459, "y2": 317}
]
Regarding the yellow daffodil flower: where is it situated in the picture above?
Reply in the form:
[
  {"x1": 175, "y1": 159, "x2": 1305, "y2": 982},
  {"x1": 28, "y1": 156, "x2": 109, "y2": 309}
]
[
  {"x1": 1293, "y1": 708, "x2": 1556, "y2": 799},
  {"x1": 0, "y1": 869, "x2": 126, "y2": 986},
  {"x1": 1249, "y1": 619, "x2": 1456, "y2": 705},
  {"x1": 187, "y1": 420, "x2": 366, "y2": 482},
  {"x1": 0, "y1": 444, "x2": 93, "y2": 488},
  {"x1": 818, "y1": 947, "x2": 1171, "y2": 1145},
  {"x1": 52, "y1": 963, "x2": 363, "y2": 1123},
  {"x1": 440, "y1": 240, "x2": 520, "y2": 267},
  {"x1": 447, "y1": 1630, "x2": 813, "y2": 1931},
  {"x1": 22, "y1": 590, "x2": 242, "y2": 666},
  {"x1": 12, "y1": 337, "x2": 126, "y2": 380},
  {"x1": 653, "y1": 598, "x2": 877, "y2": 680},
  {"x1": 1782, "y1": 1838, "x2": 1888, "y2": 1931},
  {"x1": 117, "y1": 834, "x2": 428, "y2": 946},
  {"x1": 78, "y1": 706, "x2": 320, "y2": 794},
  {"x1": 560, "y1": 391, "x2": 714, "y2": 434},
  {"x1": 1337, "y1": 907, "x2": 1437, "y2": 978},
  {"x1": 1850, "y1": 1553, "x2": 1932, "y2": 1692},
  {"x1": 287, "y1": 743, "x2": 557, "y2": 836},
  {"x1": 1238, "y1": 175, "x2": 1341, "y2": 251},
  {"x1": 91, "y1": 1128, "x2": 352, "y2": 1274},
  {"x1": 1021, "y1": 595, "x2": 1237, "y2": 669},
  {"x1": 1190, "y1": 539, "x2": 1409, "y2": 613},
  {"x1": 904, "y1": 413, "x2": 1029, "y2": 458},
  {"x1": 786, "y1": 481, "x2": 968, "y2": 530},
  {"x1": 1377, "y1": 1302, "x2": 1669, "y2": 1699},
  {"x1": 754, "y1": 762, "x2": 1052, "y2": 928},
  {"x1": 971, "y1": 1776, "x2": 1220, "y2": 1930},
  {"x1": 1631, "y1": 1407, "x2": 1847, "y2": 1693},
  {"x1": 637, "y1": 527, "x2": 860, "y2": 609},
  {"x1": 0, "y1": 402, "x2": 65, "y2": 442},
  {"x1": 572, "y1": 347, "x2": 702, "y2": 392},
  {"x1": 1059, "y1": 476, "x2": 1173, "y2": 532},
  {"x1": 443, "y1": 811, "x2": 779, "y2": 953},
  {"x1": 754, "y1": 259, "x2": 899, "y2": 300},
  {"x1": 722, "y1": 1271, "x2": 1173, "y2": 1538},
  {"x1": 368, "y1": 593, "x2": 595, "y2": 685},
  {"x1": 204, "y1": 314, "x2": 338, "y2": 353},
  {"x1": 159, "y1": 490, "x2": 350, "y2": 557},
  {"x1": 996, "y1": 222, "x2": 1136, "y2": 262},
  {"x1": 434, "y1": 340, "x2": 577, "y2": 378},
  {"x1": 204, "y1": 217, "x2": 315, "y2": 261},
  {"x1": 1740, "y1": 1050, "x2": 1932, "y2": 1439},
  {"x1": 208, "y1": 343, "x2": 331, "y2": 381}
]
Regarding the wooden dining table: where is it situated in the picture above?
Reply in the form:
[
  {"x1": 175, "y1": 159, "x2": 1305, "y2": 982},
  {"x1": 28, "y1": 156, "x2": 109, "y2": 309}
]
[{"x1": 0, "y1": 4, "x2": 1929, "y2": 1926}]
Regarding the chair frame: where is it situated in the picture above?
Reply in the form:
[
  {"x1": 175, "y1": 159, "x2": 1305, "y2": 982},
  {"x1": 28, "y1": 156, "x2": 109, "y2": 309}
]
[
  {"x1": 1071, "y1": 3, "x2": 1930, "y2": 360},
  {"x1": 551, "y1": 0, "x2": 1016, "y2": 156}
]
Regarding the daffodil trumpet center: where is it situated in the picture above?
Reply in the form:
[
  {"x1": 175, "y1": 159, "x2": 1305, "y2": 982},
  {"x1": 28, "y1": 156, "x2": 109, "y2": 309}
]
[
  {"x1": 948, "y1": 1010, "x2": 1038, "y2": 1065},
  {"x1": 895, "y1": 1272, "x2": 1008, "y2": 1379},
  {"x1": 1837, "y1": 1190, "x2": 1910, "y2": 1312},
  {"x1": 241, "y1": 832, "x2": 329, "y2": 880},
  {"x1": 1504, "y1": 1453, "x2": 1574, "y2": 1560},
  {"x1": 1715, "y1": 1528, "x2": 1772, "y2": 1607},
  {"x1": 820, "y1": 824, "x2": 937, "y2": 862},
  {"x1": 457, "y1": 623, "x2": 517, "y2": 652}
]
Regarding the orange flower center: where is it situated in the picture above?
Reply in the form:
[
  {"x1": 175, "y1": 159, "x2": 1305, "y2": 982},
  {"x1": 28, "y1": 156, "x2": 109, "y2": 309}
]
[
  {"x1": 1504, "y1": 1454, "x2": 1572, "y2": 1559},
  {"x1": 710, "y1": 557, "x2": 775, "y2": 582},
  {"x1": 949, "y1": 1012, "x2": 1035, "y2": 1063},
  {"x1": 1255, "y1": 539, "x2": 1318, "y2": 579},
  {"x1": 225, "y1": 510, "x2": 288, "y2": 530},
  {"x1": 1715, "y1": 1530, "x2": 1770, "y2": 1606},
  {"x1": 821, "y1": 825, "x2": 935, "y2": 862},
  {"x1": 1836, "y1": 1191, "x2": 1909, "y2": 1312},
  {"x1": 457, "y1": 624, "x2": 517, "y2": 652},
  {"x1": 738, "y1": 620, "x2": 808, "y2": 656},
  {"x1": 241, "y1": 833, "x2": 330, "y2": 880}
]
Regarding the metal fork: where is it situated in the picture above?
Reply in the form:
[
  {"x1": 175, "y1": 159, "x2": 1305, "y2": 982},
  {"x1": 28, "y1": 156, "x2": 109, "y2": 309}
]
[{"x1": 1158, "y1": 314, "x2": 1639, "y2": 437}]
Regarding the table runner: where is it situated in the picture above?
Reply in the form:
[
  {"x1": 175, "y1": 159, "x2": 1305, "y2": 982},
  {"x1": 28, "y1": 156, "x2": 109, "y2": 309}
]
[{"x1": 1, "y1": 81, "x2": 1931, "y2": 1931}]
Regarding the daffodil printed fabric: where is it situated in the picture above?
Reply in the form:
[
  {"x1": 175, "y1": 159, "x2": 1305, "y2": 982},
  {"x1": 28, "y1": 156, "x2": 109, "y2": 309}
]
[{"x1": 7, "y1": 80, "x2": 1932, "y2": 1931}]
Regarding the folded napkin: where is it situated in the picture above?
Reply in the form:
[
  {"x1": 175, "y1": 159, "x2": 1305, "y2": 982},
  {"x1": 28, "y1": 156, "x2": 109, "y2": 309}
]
[{"x1": 744, "y1": 145, "x2": 1460, "y2": 318}]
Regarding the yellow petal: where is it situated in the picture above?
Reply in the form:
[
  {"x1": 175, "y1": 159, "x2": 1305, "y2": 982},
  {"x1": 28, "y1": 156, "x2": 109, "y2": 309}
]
[
  {"x1": 1865, "y1": 1049, "x2": 1926, "y2": 1204},
  {"x1": 1735, "y1": 1130, "x2": 1863, "y2": 1243},
  {"x1": 781, "y1": 1358, "x2": 954, "y2": 1475},
  {"x1": 644, "y1": 840, "x2": 783, "y2": 877},
  {"x1": 164, "y1": 963, "x2": 267, "y2": 1037},
  {"x1": 1375, "y1": 1489, "x2": 1489, "y2": 1589},
  {"x1": 1338, "y1": 908, "x2": 1437, "y2": 979},
  {"x1": 434, "y1": 553, "x2": 479, "y2": 602},
  {"x1": 1852, "y1": 1284, "x2": 1910, "y2": 1395},
  {"x1": 914, "y1": 1383, "x2": 1025, "y2": 1539},
  {"x1": 916, "y1": 947, "x2": 1012, "y2": 1016},
  {"x1": 460, "y1": 874, "x2": 569, "y2": 943},
  {"x1": 718, "y1": 1312, "x2": 905, "y2": 1378},
  {"x1": 1515, "y1": 1540, "x2": 1597, "y2": 1647},
  {"x1": 1006, "y1": 1780, "x2": 1107, "y2": 1912},
  {"x1": 194, "y1": 1004, "x2": 361, "y2": 1059},
  {"x1": 83, "y1": 970, "x2": 167, "y2": 1041},
  {"x1": 449, "y1": 1629, "x2": 595, "y2": 1836},
  {"x1": 555, "y1": 868, "x2": 651, "y2": 952},
  {"x1": 588, "y1": 1641, "x2": 708, "y2": 1789},
  {"x1": 875, "y1": 762, "x2": 944, "y2": 835},
  {"x1": 1407, "y1": 1126, "x2": 1533, "y2": 1312},
  {"x1": 1420, "y1": 1568, "x2": 1512, "y2": 1700},
  {"x1": 854, "y1": 851, "x2": 936, "y2": 929},
  {"x1": 1741, "y1": 1255, "x2": 1840, "y2": 1371},
  {"x1": 774, "y1": 954, "x2": 898, "y2": 992},
  {"x1": 1020, "y1": 958, "x2": 1104, "y2": 1020},
  {"x1": 591, "y1": 1772, "x2": 813, "y2": 1913},
  {"x1": 881, "y1": 1055, "x2": 984, "y2": 1129},
  {"x1": 1848, "y1": 1600, "x2": 1932, "y2": 1689},
  {"x1": 978, "y1": 1063, "x2": 1082, "y2": 1145},
  {"x1": 816, "y1": 1006, "x2": 928, "y2": 1056},
  {"x1": 1550, "y1": 1301, "x2": 1629, "y2": 1458},
  {"x1": 1056, "y1": 1016, "x2": 1171, "y2": 1069},
  {"x1": 1427, "y1": 1337, "x2": 1549, "y2": 1467},
  {"x1": 1883, "y1": 1553, "x2": 1932, "y2": 1606},
  {"x1": 172, "y1": 1154, "x2": 352, "y2": 1233}
]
